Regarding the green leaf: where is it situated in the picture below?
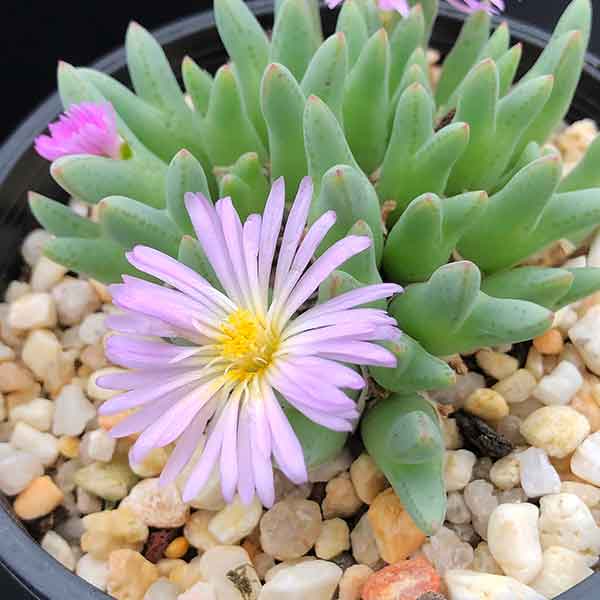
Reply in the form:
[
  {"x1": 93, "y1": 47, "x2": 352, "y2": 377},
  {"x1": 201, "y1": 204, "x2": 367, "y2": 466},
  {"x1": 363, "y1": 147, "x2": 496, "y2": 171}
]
[
  {"x1": 409, "y1": 0, "x2": 438, "y2": 41},
  {"x1": 177, "y1": 235, "x2": 221, "y2": 291},
  {"x1": 230, "y1": 152, "x2": 269, "y2": 202},
  {"x1": 28, "y1": 192, "x2": 101, "y2": 239},
  {"x1": 479, "y1": 21, "x2": 510, "y2": 61},
  {"x1": 318, "y1": 269, "x2": 365, "y2": 304},
  {"x1": 559, "y1": 267, "x2": 600, "y2": 308},
  {"x1": 182, "y1": 56, "x2": 213, "y2": 116},
  {"x1": 218, "y1": 172, "x2": 265, "y2": 221},
  {"x1": 335, "y1": 0, "x2": 369, "y2": 66},
  {"x1": 559, "y1": 135, "x2": 600, "y2": 192},
  {"x1": 389, "y1": 5, "x2": 425, "y2": 97},
  {"x1": 497, "y1": 43, "x2": 522, "y2": 96},
  {"x1": 341, "y1": 221, "x2": 382, "y2": 284}
]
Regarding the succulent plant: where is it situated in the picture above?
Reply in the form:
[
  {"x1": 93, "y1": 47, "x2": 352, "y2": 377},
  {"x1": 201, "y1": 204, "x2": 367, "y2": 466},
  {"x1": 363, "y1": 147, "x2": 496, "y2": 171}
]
[{"x1": 30, "y1": 0, "x2": 600, "y2": 533}]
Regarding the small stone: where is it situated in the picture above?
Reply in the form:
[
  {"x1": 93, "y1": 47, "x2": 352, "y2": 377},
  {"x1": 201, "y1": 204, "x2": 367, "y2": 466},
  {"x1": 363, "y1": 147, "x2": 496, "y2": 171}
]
[
  {"x1": 308, "y1": 449, "x2": 352, "y2": 482},
  {"x1": 494, "y1": 415, "x2": 526, "y2": 446},
  {"x1": 264, "y1": 557, "x2": 316, "y2": 582},
  {"x1": 145, "y1": 530, "x2": 179, "y2": 564},
  {"x1": 8, "y1": 293, "x2": 57, "y2": 330},
  {"x1": 571, "y1": 306, "x2": 600, "y2": 374},
  {"x1": 520, "y1": 405, "x2": 590, "y2": 458},
  {"x1": 518, "y1": 447, "x2": 561, "y2": 498},
  {"x1": 9, "y1": 397, "x2": 54, "y2": 431},
  {"x1": 21, "y1": 329, "x2": 61, "y2": 382},
  {"x1": 492, "y1": 369, "x2": 537, "y2": 404},
  {"x1": 77, "y1": 487, "x2": 103, "y2": 514},
  {"x1": 55, "y1": 458, "x2": 81, "y2": 493},
  {"x1": 431, "y1": 372, "x2": 485, "y2": 407},
  {"x1": 107, "y1": 549, "x2": 159, "y2": 600},
  {"x1": 561, "y1": 481, "x2": 600, "y2": 508},
  {"x1": 183, "y1": 510, "x2": 219, "y2": 551},
  {"x1": 571, "y1": 390, "x2": 600, "y2": 432},
  {"x1": 75, "y1": 458, "x2": 138, "y2": 501},
  {"x1": 444, "y1": 570, "x2": 545, "y2": 600},
  {"x1": 41, "y1": 531, "x2": 76, "y2": 571},
  {"x1": 260, "y1": 560, "x2": 341, "y2": 600},
  {"x1": 80, "y1": 429, "x2": 116, "y2": 463},
  {"x1": 260, "y1": 498, "x2": 322, "y2": 560},
  {"x1": 463, "y1": 480, "x2": 498, "y2": 540},
  {"x1": 143, "y1": 578, "x2": 179, "y2": 600},
  {"x1": 471, "y1": 542, "x2": 502, "y2": 575},
  {"x1": 473, "y1": 456, "x2": 493, "y2": 481},
  {"x1": 0, "y1": 362, "x2": 35, "y2": 393},
  {"x1": 163, "y1": 537, "x2": 189, "y2": 560},
  {"x1": 131, "y1": 447, "x2": 169, "y2": 478},
  {"x1": 52, "y1": 278, "x2": 101, "y2": 326},
  {"x1": 498, "y1": 487, "x2": 528, "y2": 504},
  {"x1": 178, "y1": 463, "x2": 225, "y2": 511},
  {"x1": 315, "y1": 518, "x2": 350, "y2": 560},
  {"x1": 322, "y1": 471, "x2": 363, "y2": 518},
  {"x1": 487, "y1": 503, "x2": 542, "y2": 584},
  {"x1": 30, "y1": 256, "x2": 67, "y2": 292},
  {"x1": 156, "y1": 559, "x2": 185, "y2": 578},
  {"x1": 464, "y1": 389, "x2": 509, "y2": 422},
  {"x1": 525, "y1": 347, "x2": 544, "y2": 380},
  {"x1": 489, "y1": 454, "x2": 520, "y2": 491},
  {"x1": 350, "y1": 453, "x2": 387, "y2": 504},
  {"x1": 362, "y1": 556, "x2": 442, "y2": 600},
  {"x1": 79, "y1": 312, "x2": 107, "y2": 345},
  {"x1": 530, "y1": 546, "x2": 593, "y2": 599},
  {"x1": 533, "y1": 329, "x2": 564, "y2": 355},
  {"x1": 453, "y1": 411, "x2": 512, "y2": 459},
  {"x1": 446, "y1": 492, "x2": 471, "y2": 524},
  {"x1": 21, "y1": 229, "x2": 51, "y2": 267},
  {"x1": 368, "y1": 488, "x2": 426, "y2": 564},
  {"x1": 338, "y1": 564, "x2": 373, "y2": 600},
  {"x1": 444, "y1": 449, "x2": 476, "y2": 492},
  {"x1": 571, "y1": 431, "x2": 600, "y2": 485},
  {"x1": 52, "y1": 384, "x2": 95, "y2": 436},
  {"x1": 4, "y1": 281, "x2": 31, "y2": 304},
  {"x1": 169, "y1": 557, "x2": 203, "y2": 593},
  {"x1": 253, "y1": 553, "x2": 276, "y2": 581},
  {"x1": 56, "y1": 515, "x2": 85, "y2": 543},
  {"x1": 422, "y1": 526, "x2": 474, "y2": 575},
  {"x1": 476, "y1": 350, "x2": 519, "y2": 380},
  {"x1": 13, "y1": 475, "x2": 64, "y2": 520},
  {"x1": 532, "y1": 360, "x2": 583, "y2": 406},
  {"x1": 447, "y1": 522, "x2": 478, "y2": 545},
  {"x1": 10, "y1": 421, "x2": 59, "y2": 466},
  {"x1": 81, "y1": 507, "x2": 149, "y2": 560},
  {"x1": 539, "y1": 493, "x2": 600, "y2": 561},
  {"x1": 441, "y1": 417, "x2": 463, "y2": 450},
  {"x1": 350, "y1": 513, "x2": 380, "y2": 567},
  {"x1": 121, "y1": 479, "x2": 189, "y2": 528},
  {"x1": 208, "y1": 495, "x2": 262, "y2": 545},
  {"x1": 76, "y1": 553, "x2": 109, "y2": 591},
  {"x1": 80, "y1": 342, "x2": 109, "y2": 371},
  {"x1": 177, "y1": 581, "x2": 216, "y2": 600},
  {"x1": 0, "y1": 449, "x2": 43, "y2": 495}
]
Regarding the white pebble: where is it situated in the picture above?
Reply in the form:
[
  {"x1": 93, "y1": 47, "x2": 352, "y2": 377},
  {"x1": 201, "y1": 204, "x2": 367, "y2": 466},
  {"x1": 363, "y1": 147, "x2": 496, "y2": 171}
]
[
  {"x1": 177, "y1": 581, "x2": 216, "y2": 600},
  {"x1": 517, "y1": 447, "x2": 561, "y2": 498},
  {"x1": 444, "y1": 450, "x2": 476, "y2": 492},
  {"x1": 76, "y1": 487, "x2": 102, "y2": 514},
  {"x1": 445, "y1": 569, "x2": 546, "y2": 600},
  {"x1": 532, "y1": 360, "x2": 583, "y2": 406},
  {"x1": 569, "y1": 306, "x2": 600, "y2": 375},
  {"x1": 209, "y1": 495, "x2": 263, "y2": 544},
  {"x1": 422, "y1": 526, "x2": 474, "y2": 575},
  {"x1": 10, "y1": 422, "x2": 59, "y2": 467},
  {"x1": 446, "y1": 492, "x2": 472, "y2": 525},
  {"x1": 52, "y1": 384, "x2": 95, "y2": 436},
  {"x1": 41, "y1": 531, "x2": 76, "y2": 571},
  {"x1": 21, "y1": 329, "x2": 61, "y2": 381},
  {"x1": 144, "y1": 578, "x2": 179, "y2": 600},
  {"x1": 561, "y1": 481, "x2": 600, "y2": 509},
  {"x1": 76, "y1": 553, "x2": 108, "y2": 591},
  {"x1": 260, "y1": 560, "x2": 341, "y2": 600},
  {"x1": 489, "y1": 454, "x2": 520, "y2": 491},
  {"x1": 4, "y1": 281, "x2": 31, "y2": 304},
  {"x1": 9, "y1": 398, "x2": 54, "y2": 432},
  {"x1": 52, "y1": 278, "x2": 100, "y2": 326},
  {"x1": 198, "y1": 546, "x2": 261, "y2": 598},
  {"x1": 7, "y1": 293, "x2": 57, "y2": 330},
  {"x1": 30, "y1": 257, "x2": 67, "y2": 292},
  {"x1": 0, "y1": 449, "x2": 43, "y2": 495},
  {"x1": 571, "y1": 431, "x2": 600, "y2": 486},
  {"x1": 21, "y1": 229, "x2": 52, "y2": 267},
  {"x1": 79, "y1": 429, "x2": 116, "y2": 463},
  {"x1": 487, "y1": 503, "x2": 542, "y2": 584},
  {"x1": 463, "y1": 480, "x2": 498, "y2": 540},
  {"x1": 79, "y1": 313, "x2": 107, "y2": 345}
]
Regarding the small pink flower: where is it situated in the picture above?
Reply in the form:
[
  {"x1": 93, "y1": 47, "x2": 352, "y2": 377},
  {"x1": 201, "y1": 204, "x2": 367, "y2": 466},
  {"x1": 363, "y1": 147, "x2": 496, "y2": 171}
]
[
  {"x1": 327, "y1": 0, "x2": 411, "y2": 14},
  {"x1": 35, "y1": 102, "x2": 121, "y2": 161},
  {"x1": 446, "y1": 0, "x2": 505, "y2": 15}
]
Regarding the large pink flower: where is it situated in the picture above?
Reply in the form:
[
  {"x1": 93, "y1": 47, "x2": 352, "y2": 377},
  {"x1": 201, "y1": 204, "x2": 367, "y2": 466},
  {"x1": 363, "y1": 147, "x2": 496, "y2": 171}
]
[
  {"x1": 98, "y1": 177, "x2": 401, "y2": 507},
  {"x1": 327, "y1": 0, "x2": 505, "y2": 16},
  {"x1": 35, "y1": 102, "x2": 121, "y2": 161}
]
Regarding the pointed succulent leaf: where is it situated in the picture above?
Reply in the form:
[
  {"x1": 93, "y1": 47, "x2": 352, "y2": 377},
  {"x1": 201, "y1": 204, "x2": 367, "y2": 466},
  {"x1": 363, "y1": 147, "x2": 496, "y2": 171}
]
[
  {"x1": 301, "y1": 32, "x2": 348, "y2": 122},
  {"x1": 166, "y1": 150, "x2": 210, "y2": 236},
  {"x1": 303, "y1": 96, "x2": 360, "y2": 193},
  {"x1": 318, "y1": 269, "x2": 363, "y2": 304},
  {"x1": 178, "y1": 235, "x2": 221, "y2": 291},
  {"x1": 310, "y1": 165, "x2": 383, "y2": 261},
  {"x1": 28, "y1": 193, "x2": 101, "y2": 239},
  {"x1": 335, "y1": 0, "x2": 369, "y2": 66},
  {"x1": 435, "y1": 10, "x2": 491, "y2": 107},
  {"x1": 270, "y1": 0, "x2": 320, "y2": 81},
  {"x1": 369, "y1": 336, "x2": 455, "y2": 394},
  {"x1": 182, "y1": 56, "x2": 213, "y2": 116},
  {"x1": 44, "y1": 238, "x2": 144, "y2": 284},
  {"x1": 204, "y1": 65, "x2": 267, "y2": 167},
  {"x1": 362, "y1": 393, "x2": 445, "y2": 534},
  {"x1": 409, "y1": 0, "x2": 438, "y2": 41},
  {"x1": 393, "y1": 62, "x2": 431, "y2": 109},
  {"x1": 559, "y1": 135, "x2": 600, "y2": 192},
  {"x1": 497, "y1": 43, "x2": 522, "y2": 96},
  {"x1": 384, "y1": 191, "x2": 487, "y2": 283},
  {"x1": 354, "y1": 0, "x2": 382, "y2": 34},
  {"x1": 343, "y1": 29, "x2": 390, "y2": 174},
  {"x1": 550, "y1": 0, "x2": 592, "y2": 50},
  {"x1": 230, "y1": 152, "x2": 269, "y2": 205},
  {"x1": 479, "y1": 21, "x2": 510, "y2": 61},
  {"x1": 218, "y1": 173, "x2": 264, "y2": 222},
  {"x1": 214, "y1": 0, "x2": 270, "y2": 144},
  {"x1": 341, "y1": 221, "x2": 382, "y2": 284},
  {"x1": 51, "y1": 155, "x2": 166, "y2": 208},
  {"x1": 261, "y1": 64, "x2": 307, "y2": 202},
  {"x1": 98, "y1": 196, "x2": 181, "y2": 257},
  {"x1": 481, "y1": 267, "x2": 575, "y2": 309},
  {"x1": 558, "y1": 268, "x2": 600, "y2": 308},
  {"x1": 492, "y1": 140, "x2": 541, "y2": 194},
  {"x1": 389, "y1": 5, "x2": 425, "y2": 97}
]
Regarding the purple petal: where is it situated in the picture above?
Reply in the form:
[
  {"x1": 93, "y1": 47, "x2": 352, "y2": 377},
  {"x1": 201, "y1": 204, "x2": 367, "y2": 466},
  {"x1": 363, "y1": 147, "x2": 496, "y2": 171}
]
[
  {"x1": 236, "y1": 401, "x2": 256, "y2": 505},
  {"x1": 106, "y1": 311, "x2": 178, "y2": 338},
  {"x1": 219, "y1": 389, "x2": 241, "y2": 503},
  {"x1": 297, "y1": 340, "x2": 398, "y2": 367}
]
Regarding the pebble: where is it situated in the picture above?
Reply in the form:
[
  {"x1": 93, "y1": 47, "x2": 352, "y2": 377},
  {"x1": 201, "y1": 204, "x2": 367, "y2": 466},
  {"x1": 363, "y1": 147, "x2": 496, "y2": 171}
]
[
  {"x1": 164, "y1": 537, "x2": 189, "y2": 560},
  {"x1": 569, "y1": 307, "x2": 600, "y2": 375},
  {"x1": 561, "y1": 481, "x2": 600, "y2": 508},
  {"x1": 492, "y1": 369, "x2": 537, "y2": 404},
  {"x1": 349, "y1": 454, "x2": 387, "y2": 504},
  {"x1": 131, "y1": 447, "x2": 169, "y2": 478},
  {"x1": 178, "y1": 463, "x2": 225, "y2": 511},
  {"x1": 315, "y1": 518, "x2": 350, "y2": 560},
  {"x1": 79, "y1": 429, "x2": 116, "y2": 463},
  {"x1": 539, "y1": 493, "x2": 600, "y2": 561},
  {"x1": 0, "y1": 449, "x2": 43, "y2": 495},
  {"x1": 444, "y1": 449, "x2": 476, "y2": 492},
  {"x1": 362, "y1": 556, "x2": 442, "y2": 600},
  {"x1": 9, "y1": 397, "x2": 54, "y2": 432},
  {"x1": 368, "y1": 488, "x2": 426, "y2": 563},
  {"x1": 444, "y1": 569, "x2": 546, "y2": 600},
  {"x1": 273, "y1": 470, "x2": 312, "y2": 502},
  {"x1": 183, "y1": 510, "x2": 219, "y2": 551},
  {"x1": 21, "y1": 329, "x2": 61, "y2": 382},
  {"x1": 52, "y1": 278, "x2": 101, "y2": 326},
  {"x1": 532, "y1": 360, "x2": 583, "y2": 406},
  {"x1": 168, "y1": 558, "x2": 203, "y2": 593},
  {"x1": 495, "y1": 415, "x2": 526, "y2": 446},
  {"x1": 571, "y1": 431, "x2": 600, "y2": 485},
  {"x1": 81, "y1": 507, "x2": 149, "y2": 560},
  {"x1": 571, "y1": 390, "x2": 600, "y2": 432},
  {"x1": 76, "y1": 553, "x2": 109, "y2": 591},
  {"x1": 21, "y1": 229, "x2": 52, "y2": 267},
  {"x1": 0, "y1": 362, "x2": 35, "y2": 393},
  {"x1": 489, "y1": 454, "x2": 520, "y2": 491},
  {"x1": 464, "y1": 389, "x2": 509, "y2": 422},
  {"x1": 55, "y1": 458, "x2": 81, "y2": 493},
  {"x1": 107, "y1": 549, "x2": 159, "y2": 600},
  {"x1": 322, "y1": 472, "x2": 363, "y2": 518},
  {"x1": 77, "y1": 487, "x2": 103, "y2": 514},
  {"x1": 350, "y1": 513, "x2": 380, "y2": 567},
  {"x1": 208, "y1": 495, "x2": 262, "y2": 545},
  {"x1": 264, "y1": 557, "x2": 316, "y2": 582},
  {"x1": 308, "y1": 449, "x2": 352, "y2": 482},
  {"x1": 13, "y1": 475, "x2": 64, "y2": 520},
  {"x1": 75, "y1": 457, "x2": 138, "y2": 501},
  {"x1": 338, "y1": 564, "x2": 373, "y2": 600},
  {"x1": 487, "y1": 503, "x2": 542, "y2": 583},
  {"x1": 520, "y1": 406, "x2": 590, "y2": 458},
  {"x1": 52, "y1": 384, "x2": 95, "y2": 436},
  {"x1": 446, "y1": 491, "x2": 472, "y2": 524},
  {"x1": 525, "y1": 347, "x2": 545, "y2": 380},
  {"x1": 79, "y1": 312, "x2": 107, "y2": 345},
  {"x1": 533, "y1": 328, "x2": 564, "y2": 355},
  {"x1": 30, "y1": 256, "x2": 67, "y2": 292},
  {"x1": 442, "y1": 417, "x2": 463, "y2": 450},
  {"x1": 41, "y1": 531, "x2": 76, "y2": 571},
  {"x1": 177, "y1": 581, "x2": 216, "y2": 600},
  {"x1": 253, "y1": 553, "x2": 276, "y2": 581},
  {"x1": 8, "y1": 293, "x2": 57, "y2": 330},
  {"x1": 463, "y1": 480, "x2": 498, "y2": 540},
  {"x1": 56, "y1": 515, "x2": 85, "y2": 543},
  {"x1": 518, "y1": 447, "x2": 561, "y2": 497},
  {"x1": 476, "y1": 350, "x2": 519, "y2": 380},
  {"x1": 10, "y1": 421, "x2": 59, "y2": 466},
  {"x1": 143, "y1": 578, "x2": 179, "y2": 600},
  {"x1": 260, "y1": 560, "x2": 341, "y2": 600},
  {"x1": 422, "y1": 526, "x2": 474, "y2": 575},
  {"x1": 4, "y1": 281, "x2": 31, "y2": 304},
  {"x1": 471, "y1": 542, "x2": 503, "y2": 575}
]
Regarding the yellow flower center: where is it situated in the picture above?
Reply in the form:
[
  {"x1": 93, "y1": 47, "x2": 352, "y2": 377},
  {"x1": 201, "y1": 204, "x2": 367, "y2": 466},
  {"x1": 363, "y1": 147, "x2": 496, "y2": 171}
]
[{"x1": 219, "y1": 309, "x2": 278, "y2": 381}]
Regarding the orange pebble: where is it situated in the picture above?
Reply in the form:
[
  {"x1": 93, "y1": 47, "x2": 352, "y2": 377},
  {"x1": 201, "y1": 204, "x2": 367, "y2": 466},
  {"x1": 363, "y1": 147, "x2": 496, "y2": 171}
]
[
  {"x1": 58, "y1": 436, "x2": 80, "y2": 458},
  {"x1": 533, "y1": 329, "x2": 564, "y2": 355},
  {"x1": 99, "y1": 411, "x2": 131, "y2": 431},
  {"x1": 242, "y1": 538, "x2": 260, "y2": 561},
  {"x1": 164, "y1": 537, "x2": 189, "y2": 559},
  {"x1": 14, "y1": 476, "x2": 64, "y2": 520}
]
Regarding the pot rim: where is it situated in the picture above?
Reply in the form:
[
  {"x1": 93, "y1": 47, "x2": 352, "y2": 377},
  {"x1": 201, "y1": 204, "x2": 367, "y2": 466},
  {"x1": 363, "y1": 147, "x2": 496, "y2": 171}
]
[{"x1": 0, "y1": 2, "x2": 599, "y2": 599}]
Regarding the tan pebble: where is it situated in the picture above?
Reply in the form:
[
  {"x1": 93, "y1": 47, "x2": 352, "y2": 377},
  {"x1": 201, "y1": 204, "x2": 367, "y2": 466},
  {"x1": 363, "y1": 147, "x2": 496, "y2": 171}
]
[
  {"x1": 350, "y1": 513, "x2": 380, "y2": 567},
  {"x1": 4, "y1": 281, "x2": 31, "y2": 303},
  {"x1": 169, "y1": 560, "x2": 203, "y2": 593},
  {"x1": 21, "y1": 329, "x2": 61, "y2": 381},
  {"x1": 315, "y1": 518, "x2": 350, "y2": 560},
  {"x1": 156, "y1": 558, "x2": 186, "y2": 577},
  {"x1": 338, "y1": 564, "x2": 373, "y2": 600},
  {"x1": 492, "y1": 369, "x2": 537, "y2": 404},
  {"x1": 367, "y1": 488, "x2": 426, "y2": 564},
  {"x1": 464, "y1": 388, "x2": 509, "y2": 422},
  {"x1": 90, "y1": 279, "x2": 112, "y2": 303},
  {"x1": 183, "y1": 510, "x2": 219, "y2": 552},
  {"x1": 0, "y1": 342, "x2": 15, "y2": 363},
  {"x1": 8, "y1": 293, "x2": 57, "y2": 330},
  {"x1": 350, "y1": 454, "x2": 387, "y2": 505},
  {"x1": 107, "y1": 549, "x2": 159, "y2": 600},
  {"x1": 242, "y1": 538, "x2": 260, "y2": 561},
  {"x1": 0, "y1": 362, "x2": 35, "y2": 393},
  {"x1": 30, "y1": 257, "x2": 67, "y2": 292},
  {"x1": 77, "y1": 365, "x2": 92, "y2": 379},
  {"x1": 5, "y1": 383, "x2": 42, "y2": 411},
  {"x1": 550, "y1": 453, "x2": 574, "y2": 475},
  {"x1": 534, "y1": 329, "x2": 564, "y2": 355},
  {"x1": 253, "y1": 552, "x2": 276, "y2": 581},
  {"x1": 441, "y1": 417, "x2": 463, "y2": 450},
  {"x1": 322, "y1": 472, "x2": 363, "y2": 519},
  {"x1": 525, "y1": 347, "x2": 545, "y2": 380},
  {"x1": 59, "y1": 436, "x2": 80, "y2": 459},
  {"x1": 13, "y1": 476, "x2": 64, "y2": 520},
  {"x1": 80, "y1": 343, "x2": 108, "y2": 371},
  {"x1": 476, "y1": 349, "x2": 519, "y2": 380},
  {"x1": 164, "y1": 537, "x2": 189, "y2": 560},
  {"x1": 571, "y1": 392, "x2": 600, "y2": 432}
]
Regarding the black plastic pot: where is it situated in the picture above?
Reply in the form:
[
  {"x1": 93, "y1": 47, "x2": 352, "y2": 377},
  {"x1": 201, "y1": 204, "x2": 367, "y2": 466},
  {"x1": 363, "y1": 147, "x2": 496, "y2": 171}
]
[{"x1": 0, "y1": 2, "x2": 599, "y2": 598}]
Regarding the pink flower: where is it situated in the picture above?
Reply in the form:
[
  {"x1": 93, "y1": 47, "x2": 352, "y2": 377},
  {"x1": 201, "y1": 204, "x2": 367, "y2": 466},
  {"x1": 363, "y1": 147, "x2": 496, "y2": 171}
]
[
  {"x1": 446, "y1": 0, "x2": 505, "y2": 14},
  {"x1": 35, "y1": 102, "x2": 121, "y2": 161},
  {"x1": 98, "y1": 177, "x2": 402, "y2": 507},
  {"x1": 327, "y1": 0, "x2": 411, "y2": 15}
]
